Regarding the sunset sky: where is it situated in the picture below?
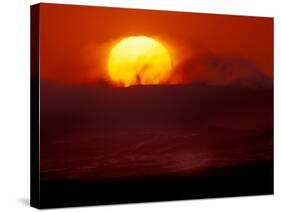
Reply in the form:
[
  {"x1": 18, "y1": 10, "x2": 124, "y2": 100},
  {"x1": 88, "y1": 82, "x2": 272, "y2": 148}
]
[{"x1": 39, "y1": 3, "x2": 273, "y2": 85}]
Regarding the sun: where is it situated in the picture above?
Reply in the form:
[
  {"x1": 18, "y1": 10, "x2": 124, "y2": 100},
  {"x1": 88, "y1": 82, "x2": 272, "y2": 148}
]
[{"x1": 108, "y1": 36, "x2": 172, "y2": 86}]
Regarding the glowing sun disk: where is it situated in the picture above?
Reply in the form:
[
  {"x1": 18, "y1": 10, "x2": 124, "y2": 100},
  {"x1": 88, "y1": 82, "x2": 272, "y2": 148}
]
[{"x1": 108, "y1": 36, "x2": 172, "y2": 86}]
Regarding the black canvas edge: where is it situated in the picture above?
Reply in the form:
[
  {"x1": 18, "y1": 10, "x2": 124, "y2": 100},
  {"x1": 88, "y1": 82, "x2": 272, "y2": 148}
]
[{"x1": 30, "y1": 3, "x2": 40, "y2": 209}]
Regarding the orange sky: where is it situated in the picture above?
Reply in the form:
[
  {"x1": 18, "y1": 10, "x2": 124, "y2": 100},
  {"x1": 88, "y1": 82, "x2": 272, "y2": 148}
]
[{"x1": 39, "y1": 3, "x2": 273, "y2": 84}]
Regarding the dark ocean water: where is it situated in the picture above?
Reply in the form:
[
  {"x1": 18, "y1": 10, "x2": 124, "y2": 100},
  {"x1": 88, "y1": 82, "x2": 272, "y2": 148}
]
[
  {"x1": 40, "y1": 127, "x2": 273, "y2": 181},
  {"x1": 38, "y1": 83, "x2": 273, "y2": 208}
]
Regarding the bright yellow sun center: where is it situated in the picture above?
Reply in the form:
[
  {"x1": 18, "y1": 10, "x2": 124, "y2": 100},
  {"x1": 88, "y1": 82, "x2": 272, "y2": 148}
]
[{"x1": 108, "y1": 36, "x2": 172, "y2": 86}]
